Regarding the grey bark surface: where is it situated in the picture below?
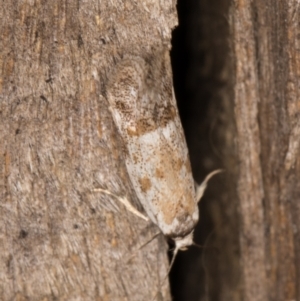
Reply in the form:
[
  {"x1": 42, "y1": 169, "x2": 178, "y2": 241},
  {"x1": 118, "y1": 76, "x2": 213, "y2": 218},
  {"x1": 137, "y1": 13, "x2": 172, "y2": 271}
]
[{"x1": 0, "y1": 1, "x2": 177, "y2": 300}]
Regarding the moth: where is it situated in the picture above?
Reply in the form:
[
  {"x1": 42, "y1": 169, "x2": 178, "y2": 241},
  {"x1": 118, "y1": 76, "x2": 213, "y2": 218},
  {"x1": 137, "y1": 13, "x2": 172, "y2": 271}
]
[{"x1": 104, "y1": 51, "x2": 221, "y2": 262}]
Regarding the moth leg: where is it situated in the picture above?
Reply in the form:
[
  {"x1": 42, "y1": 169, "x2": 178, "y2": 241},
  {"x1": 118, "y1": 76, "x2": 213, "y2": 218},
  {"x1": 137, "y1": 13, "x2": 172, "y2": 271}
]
[{"x1": 93, "y1": 188, "x2": 149, "y2": 221}]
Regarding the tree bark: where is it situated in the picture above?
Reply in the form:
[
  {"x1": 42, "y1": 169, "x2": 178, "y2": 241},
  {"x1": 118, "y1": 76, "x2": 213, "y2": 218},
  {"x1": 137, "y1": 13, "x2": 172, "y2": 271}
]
[
  {"x1": 1, "y1": 0, "x2": 300, "y2": 301},
  {"x1": 0, "y1": 1, "x2": 177, "y2": 300},
  {"x1": 232, "y1": 1, "x2": 300, "y2": 300}
]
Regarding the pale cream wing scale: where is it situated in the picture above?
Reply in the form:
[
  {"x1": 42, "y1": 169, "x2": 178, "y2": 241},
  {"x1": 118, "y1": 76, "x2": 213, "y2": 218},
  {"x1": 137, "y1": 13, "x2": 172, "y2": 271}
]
[
  {"x1": 106, "y1": 55, "x2": 199, "y2": 239},
  {"x1": 124, "y1": 119, "x2": 199, "y2": 238}
]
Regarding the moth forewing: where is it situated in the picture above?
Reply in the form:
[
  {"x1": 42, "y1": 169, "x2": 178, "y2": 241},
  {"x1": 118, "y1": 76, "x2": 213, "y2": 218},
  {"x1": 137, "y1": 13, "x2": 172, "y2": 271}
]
[
  {"x1": 105, "y1": 53, "x2": 223, "y2": 300},
  {"x1": 124, "y1": 122, "x2": 200, "y2": 239},
  {"x1": 107, "y1": 54, "x2": 200, "y2": 240}
]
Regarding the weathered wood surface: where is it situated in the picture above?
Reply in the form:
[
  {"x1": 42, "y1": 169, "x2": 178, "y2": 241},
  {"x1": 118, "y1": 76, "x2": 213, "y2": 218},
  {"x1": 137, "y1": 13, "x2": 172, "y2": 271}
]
[
  {"x1": 232, "y1": 0, "x2": 300, "y2": 300},
  {"x1": 1, "y1": 0, "x2": 300, "y2": 301},
  {"x1": 0, "y1": 1, "x2": 177, "y2": 300}
]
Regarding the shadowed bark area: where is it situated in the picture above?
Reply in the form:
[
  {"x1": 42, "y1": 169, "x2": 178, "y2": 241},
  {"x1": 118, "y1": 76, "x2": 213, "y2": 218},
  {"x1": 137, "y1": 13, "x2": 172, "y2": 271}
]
[
  {"x1": 170, "y1": 0, "x2": 238, "y2": 300},
  {"x1": 170, "y1": 0, "x2": 300, "y2": 301}
]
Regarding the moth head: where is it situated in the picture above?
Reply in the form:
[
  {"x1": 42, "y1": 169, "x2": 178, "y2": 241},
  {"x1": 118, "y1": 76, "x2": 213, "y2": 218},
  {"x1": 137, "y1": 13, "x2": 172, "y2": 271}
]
[
  {"x1": 174, "y1": 231, "x2": 194, "y2": 251},
  {"x1": 147, "y1": 232, "x2": 194, "y2": 300},
  {"x1": 164, "y1": 231, "x2": 194, "y2": 279}
]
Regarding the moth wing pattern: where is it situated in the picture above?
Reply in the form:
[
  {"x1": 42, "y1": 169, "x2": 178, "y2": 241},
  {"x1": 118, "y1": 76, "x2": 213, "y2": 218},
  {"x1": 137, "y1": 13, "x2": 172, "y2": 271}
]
[{"x1": 106, "y1": 50, "x2": 199, "y2": 239}]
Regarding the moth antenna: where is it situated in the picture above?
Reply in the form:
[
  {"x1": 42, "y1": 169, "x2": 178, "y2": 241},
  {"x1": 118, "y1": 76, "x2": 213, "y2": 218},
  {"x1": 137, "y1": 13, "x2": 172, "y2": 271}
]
[
  {"x1": 151, "y1": 244, "x2": 179, "y2": 301},
  {"x1": 195, "y1": 169, "x2": 224, "y2": 202},
  {"x1": 192, "y1": 242, "x2": 216, "y2": 251},
  {"x1": 192, "y1": 242, "x2": 205, "y2": 249},
  {"x1": 93, "y1": 187, "x2": 149, "y2": 221},
  {"x1": 125, "y1": 231, "x2": 161, "y2": 263},
  {"x1": 167, "y1": 245, "x2": 179, "y2": 276}
]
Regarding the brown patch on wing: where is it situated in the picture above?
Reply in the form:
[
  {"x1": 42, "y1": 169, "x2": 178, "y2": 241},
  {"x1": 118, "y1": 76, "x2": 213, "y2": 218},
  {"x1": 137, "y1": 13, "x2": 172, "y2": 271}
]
[
  {"x1": 155, "y1": 167, "x2": 165, "y2": 179},
  {"x1": 125, "y1": 105, "x2": 177, "y2": 137},
  {"x1": 158, "y1": 105, "x2": 177, "y2": 127},
  {"x1": 132, "y1": 154, "x2": 139, "y2": 164},
  {"x1": 173, "y1": 157, "x2": 184, "y2": 172},
  {"x1": 139, "y1": 176, "x2": 152, "y2": 192},
  {"x1": 158, "y1": 188, "x2": 196, "y2": 226}
]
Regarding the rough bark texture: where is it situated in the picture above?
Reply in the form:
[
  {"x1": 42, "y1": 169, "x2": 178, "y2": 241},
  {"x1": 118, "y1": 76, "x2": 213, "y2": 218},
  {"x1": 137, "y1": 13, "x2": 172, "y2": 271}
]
[
  {"x1": 0, "y1": 1, "x2": 177, "y2": 300},
  {"x1": 1, "y1": 0, "x2": 300, "y2": 301},
  {"x1": 232, "y1": 1, "x2": 300, "y2": 300}
]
